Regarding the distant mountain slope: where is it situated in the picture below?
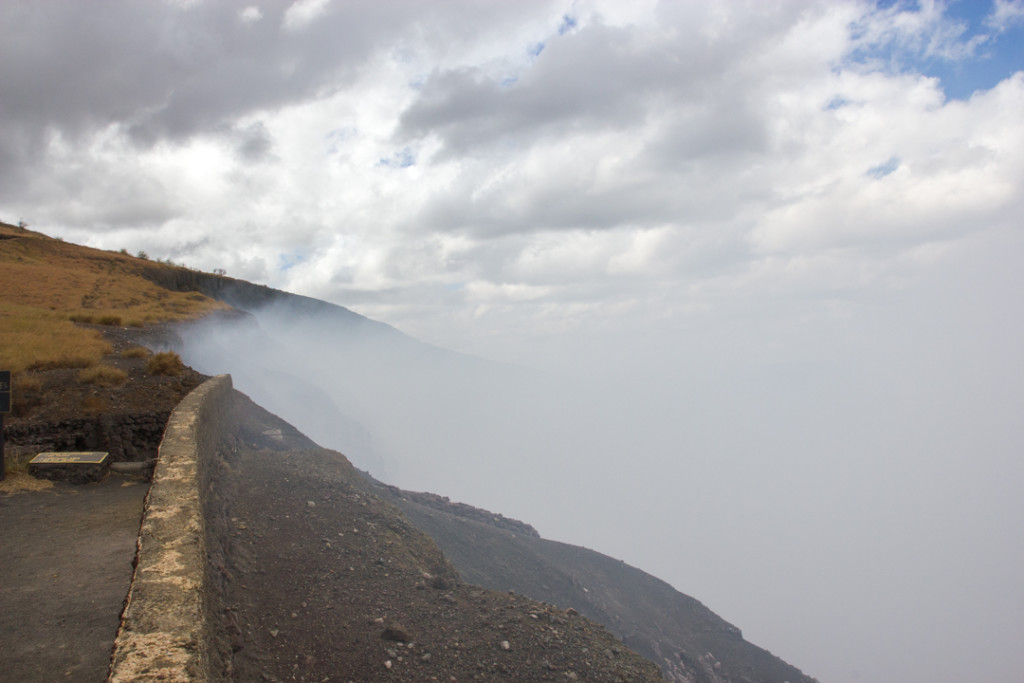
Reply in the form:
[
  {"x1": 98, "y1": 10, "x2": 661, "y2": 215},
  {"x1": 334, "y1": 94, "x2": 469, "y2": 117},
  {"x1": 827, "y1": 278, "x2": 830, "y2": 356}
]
[{"x1": 369, "y1": 479, "x2": 817, "y2": 683}]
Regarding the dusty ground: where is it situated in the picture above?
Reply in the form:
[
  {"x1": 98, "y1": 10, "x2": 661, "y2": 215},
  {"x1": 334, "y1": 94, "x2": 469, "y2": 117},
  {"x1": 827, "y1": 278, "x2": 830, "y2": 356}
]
[{"x1": 0, "y1": 474, "x2": 149, "y2": 683}]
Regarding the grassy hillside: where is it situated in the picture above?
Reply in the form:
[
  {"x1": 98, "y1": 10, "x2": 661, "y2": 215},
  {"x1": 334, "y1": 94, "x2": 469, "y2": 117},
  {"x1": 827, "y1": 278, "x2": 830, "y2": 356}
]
[{"x1": 0, "y1": 221, "x2": 227, "y2": 372}]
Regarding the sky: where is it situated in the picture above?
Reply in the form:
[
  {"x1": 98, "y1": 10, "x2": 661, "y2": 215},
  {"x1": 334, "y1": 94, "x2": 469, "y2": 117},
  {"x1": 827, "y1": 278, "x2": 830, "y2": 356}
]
[{"x1": 2, "y1": 1, "x2": 1023, "y2": 682}]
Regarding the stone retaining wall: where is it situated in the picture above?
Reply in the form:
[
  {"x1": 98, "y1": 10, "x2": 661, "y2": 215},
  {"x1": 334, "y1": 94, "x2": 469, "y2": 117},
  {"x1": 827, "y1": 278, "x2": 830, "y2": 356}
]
[
  {"x1": 108, "y1": 375, "x2": 233, "y2": 682},
  {"x1": 5, "y1": 412, "x2": 170, "y2": 463}
]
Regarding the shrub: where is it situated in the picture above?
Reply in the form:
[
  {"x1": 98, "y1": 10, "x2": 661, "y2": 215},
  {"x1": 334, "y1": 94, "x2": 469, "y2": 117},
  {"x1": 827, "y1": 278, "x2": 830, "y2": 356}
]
[
  {"x1": 147, "y1": 351, "x2": 185, "y2": 376},
  {"x1": 96, "y1": 314, "x2": 123, "y2": 326},
  {"x1": 121, "y1": 346, "x2": 151, "y2": 359},
  {"x1": 78, "y1": 364, "x2": 129, "y2": 387}
]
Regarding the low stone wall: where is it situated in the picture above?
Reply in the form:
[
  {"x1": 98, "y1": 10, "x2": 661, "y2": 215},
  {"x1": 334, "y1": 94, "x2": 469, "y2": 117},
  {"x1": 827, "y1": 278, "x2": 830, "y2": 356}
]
[
  {"x1": 5, "y1": 411, "x2": 170, "y2": 463},
  {"x1": 108, "y1": 375, "x2": 233, "y2": 682}
]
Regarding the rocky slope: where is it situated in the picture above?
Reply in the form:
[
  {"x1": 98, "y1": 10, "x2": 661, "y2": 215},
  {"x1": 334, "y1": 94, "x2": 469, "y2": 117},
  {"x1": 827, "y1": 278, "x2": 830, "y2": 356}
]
[
  {"x1": 202, "y1": 388, "x2": 667, "y2": 682},
  {"x1": 371, "y1": 478, "x2": 816, "y2": 683}
]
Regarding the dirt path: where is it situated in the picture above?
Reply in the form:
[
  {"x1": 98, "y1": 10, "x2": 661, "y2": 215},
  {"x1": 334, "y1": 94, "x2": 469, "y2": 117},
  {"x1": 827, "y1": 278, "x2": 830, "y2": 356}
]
[{"x1": 0, "y1": 474, "x2": 148, "y2": 682}]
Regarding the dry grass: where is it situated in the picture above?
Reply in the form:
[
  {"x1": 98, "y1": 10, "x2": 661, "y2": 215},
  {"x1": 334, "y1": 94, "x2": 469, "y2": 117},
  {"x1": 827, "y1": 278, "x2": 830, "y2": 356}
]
[
  {"x1": 0, "y1": 470, "x2": 55, "y2": 494},
  {"x1": 1, "y1": 442, "x2": 41, "y2": 481},
  {"x1": 0, "y1": 222, "x2": 228, "y2": 370},
  {"x1": 0, "y1": 302, "x2": 112, "y2": 372},
  {"x1": 146, "y1": 351, "x2": 185, "y2": 376},
  {"x1": 121, "y1": 346, "x2": 152, "y2": 359},
  {"x1": 12, "y1": 371, "x2": 43, "y2": 393},
  {"x1": 78, "y1": 364, "x2": 129, "y2": 387}
]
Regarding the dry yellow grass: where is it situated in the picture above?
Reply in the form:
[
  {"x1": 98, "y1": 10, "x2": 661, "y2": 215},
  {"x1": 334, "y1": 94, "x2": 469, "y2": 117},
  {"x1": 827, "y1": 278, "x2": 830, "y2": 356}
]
[
  {"x1": 146, "y1": 351, "x2": 185, "y2": 376},
  {"x1": 0, "y1": 302, "x2": 112, "y2": 372},
  {"x1": 13, "y1": 371, "x2": 43, "y2": 393},
  {"x1": 0, "y1": 471, "x2": 55, "y2": 494},
  {"x1": 121, "y1": 346, "x2": 152, "y2": 359},
  {"x1": 0, "y1": 222, "x2": 228, "y2": 370},
  {"x1": 78, "y1": 364, "x2": 129, "y2": 387}
]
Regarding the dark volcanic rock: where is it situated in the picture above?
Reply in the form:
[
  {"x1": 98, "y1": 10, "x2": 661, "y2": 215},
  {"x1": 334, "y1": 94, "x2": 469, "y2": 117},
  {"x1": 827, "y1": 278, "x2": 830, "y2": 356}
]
[
  {"x1": 201, "y1": 390, "x2": 666, "y2": 682},
  {"x1": 369, "y1": 479, "x2": 818, "y2": 683}
]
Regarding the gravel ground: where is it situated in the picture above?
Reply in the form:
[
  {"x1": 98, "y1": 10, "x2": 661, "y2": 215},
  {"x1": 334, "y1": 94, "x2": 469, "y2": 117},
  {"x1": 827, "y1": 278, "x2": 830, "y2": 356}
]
[
  {"x1": 204, "y1": 391, "x2": 666, "y2": 682},
  {"x1": 0, "y1": 475, "x2": 148, "y2": 682}
]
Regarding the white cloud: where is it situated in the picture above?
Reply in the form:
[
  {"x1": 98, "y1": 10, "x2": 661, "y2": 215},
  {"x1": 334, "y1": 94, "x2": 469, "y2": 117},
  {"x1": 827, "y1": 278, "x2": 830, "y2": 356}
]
[
  {"x1": 849, "y1": 0, "x2": 991, "y2": 67},
  {"x1": 239, "y1": 6, "x2": 263, "y2": 24},
  {"x1": 987, "y1": 0, "x2": 1024, "y2": 31},
  {"x1": 282, "y1": 0, "x2": 331, "y2": 31}
]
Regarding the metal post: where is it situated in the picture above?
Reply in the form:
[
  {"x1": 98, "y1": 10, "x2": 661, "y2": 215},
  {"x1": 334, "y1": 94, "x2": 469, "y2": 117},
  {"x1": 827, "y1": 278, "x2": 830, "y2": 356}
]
[{"x1": 0, "y1": 369, "x2": 10, "y2": 481}]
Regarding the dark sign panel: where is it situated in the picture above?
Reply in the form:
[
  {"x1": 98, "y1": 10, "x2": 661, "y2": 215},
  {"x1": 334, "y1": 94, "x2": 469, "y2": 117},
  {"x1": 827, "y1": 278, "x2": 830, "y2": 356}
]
[
  {"x1": 30, "y1": 452, "x2": 110, "y2": 465},
  {"x1": 0, "y1": 370, "x2": 10, "y2": 414}
]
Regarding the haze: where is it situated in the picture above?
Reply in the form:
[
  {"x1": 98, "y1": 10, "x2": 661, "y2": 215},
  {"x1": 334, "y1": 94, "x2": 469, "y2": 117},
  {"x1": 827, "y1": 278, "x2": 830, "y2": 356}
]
[{"x1": 2, "y1": 2, "x2": 1023, "y2": 682}]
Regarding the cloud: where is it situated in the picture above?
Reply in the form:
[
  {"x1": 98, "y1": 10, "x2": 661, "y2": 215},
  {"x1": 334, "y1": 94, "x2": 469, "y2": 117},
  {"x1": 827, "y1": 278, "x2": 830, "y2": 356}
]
[
  {"x1": 849, "y1": 0, "x2": 990, "y2": 66},
  {"x1": 239, "y1": 6, "x2": 263, "y2": 24},
  {"x1": 987, "y1": 0, "x2": 1024, "y2": 31},
  {"x1": 282, "y1": 0, "x2": 331, "y2": 31}
]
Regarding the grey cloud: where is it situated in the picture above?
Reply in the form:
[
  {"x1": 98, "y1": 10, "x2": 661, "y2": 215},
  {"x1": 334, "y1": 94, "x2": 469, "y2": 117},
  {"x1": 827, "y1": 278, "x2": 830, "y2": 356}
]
[
  {"x1": 0, "y1": 0, "x2": 384, "y2": 204},
  {"x1": 397, "y1": 21, "x2": 685, "y2": 155},
  {"x1": 396, "y1": 2, "x2": 814, "y2": 158},
  {"x1": 0, "y1": 0, "x2": 561, "y2": 201},
  {"x1": 408, "y1": 139, "x2": 767, "y2": 240},
  {"x1": 643, "y1": 96, "x2": 770, "y2": 168},
  {"x1": 233, "y1": 121, "x2": 275, "y2": 162},
  {"x1": 0, "y1": 1, "x2": 400, "y2": 148},
  {"x1": 411, "y1": 177, "x2": 672, "y2": 237},
  {"x1": 30, "y1": 164, "x2": 180, "y2": 232},
  {"x1": 394, "y1": 6, "x2": 803, "y2": 240}
]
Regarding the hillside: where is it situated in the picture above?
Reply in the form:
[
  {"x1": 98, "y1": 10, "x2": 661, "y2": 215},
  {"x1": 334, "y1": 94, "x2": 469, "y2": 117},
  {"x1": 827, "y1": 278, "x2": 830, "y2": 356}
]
[
  {"x1": 0, "y1": 221, "x2": 226, "y2": 372},
  {"x1": 0, "y1": 223, "x2": 817, "y2": 682},
  {"x1": 373, "y1": 479, "x2": 814, "y2": 683}
]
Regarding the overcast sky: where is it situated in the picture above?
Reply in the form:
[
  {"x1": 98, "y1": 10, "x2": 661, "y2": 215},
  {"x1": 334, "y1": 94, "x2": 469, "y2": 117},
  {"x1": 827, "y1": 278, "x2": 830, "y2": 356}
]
[{"x1": 3, "y1": 2, "x2": 1023, "y2": 682}]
